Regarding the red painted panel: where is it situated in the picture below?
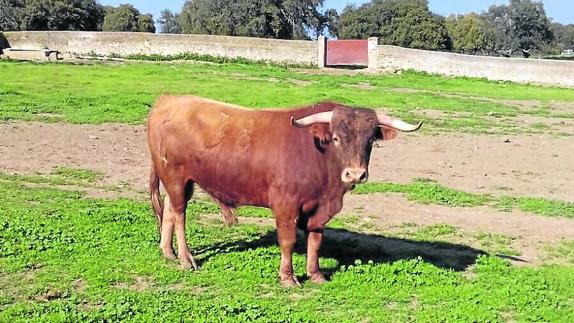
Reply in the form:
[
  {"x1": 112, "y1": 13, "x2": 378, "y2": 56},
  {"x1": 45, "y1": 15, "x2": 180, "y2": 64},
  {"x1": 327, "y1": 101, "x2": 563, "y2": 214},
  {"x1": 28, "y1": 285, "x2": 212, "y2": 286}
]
[{"x1": 326, "y1": 39, "x2": 368, "y2": 66}]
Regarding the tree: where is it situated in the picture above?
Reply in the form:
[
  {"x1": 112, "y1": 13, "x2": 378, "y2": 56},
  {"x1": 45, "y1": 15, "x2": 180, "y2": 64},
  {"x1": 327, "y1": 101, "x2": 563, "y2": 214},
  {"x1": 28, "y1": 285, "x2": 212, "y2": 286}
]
[
  {"x1": 483, "y1": 0, "x2": 553, "y2": 57},
  {"x1": 551, "y1": 23, "x2": 574, "y2": 52},
  {"x1": 334, "y1": 0, "x2": 451, "y2": 51},
  {"x1": 137, "y1": 14, "x2": 155, "y2": 33},
  {"x1": 179, "y1": 0, "x2": 331, "y2": 40},
  {"x1": 102, "y1": 4, "x2": 138, "y2": 32},
  {"x1": 446, "y1": 13, "x2": 495, "y2": 54},
  {"x1": 334, "y1": 4, "x2": 379, "y2": 39},
  {"x1": 0, "y1": 0, "x2": 25, "y2": 31},
  {"x1": 102, "y1": 4, "x2": 155, "y2": 33},
  {"x1": 157, "y1": 9, "x2": 181, "y2": 34},
  {"x1": 1, "y1": 0, "x2": 104, "y2": 31}
]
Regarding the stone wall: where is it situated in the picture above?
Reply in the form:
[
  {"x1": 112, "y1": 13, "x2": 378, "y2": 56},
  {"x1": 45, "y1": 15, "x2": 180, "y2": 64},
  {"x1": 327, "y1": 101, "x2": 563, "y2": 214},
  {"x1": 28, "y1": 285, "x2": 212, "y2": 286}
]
[
  {"x1": 3, "y1": 31, "x2": 574, "y2": 87},
  {"x1": 3, "y1": 31, "x2": 318, "y2": 66},
  {"x1": 376, "y1": 45, "x2": 574, "y2": 87}
]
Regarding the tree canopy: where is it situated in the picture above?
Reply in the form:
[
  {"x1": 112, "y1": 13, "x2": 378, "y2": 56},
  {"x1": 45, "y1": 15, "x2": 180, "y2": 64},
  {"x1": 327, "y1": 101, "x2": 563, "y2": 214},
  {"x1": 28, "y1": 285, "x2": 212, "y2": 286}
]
[
  {"x1": 551, "y1": 23, "x2": 574, "y2": 52},
  {"x1": 157, "y1": 9, "x2": 181, "y2": 34},
  {"x1": 483, "y1": 0, "x2": 553, "y2": 57},
  {"x1": 178, "y1": 0, "x2": 331, "y2": 40},
  {"x1": 1, "y1": 0, "x2": 104, "y2": 31},
  {"x1": 334, "y1": 0, "x2": 451, "y2": 50},
  {"x1": 102, "y1": 4, "x2": 155, "y2": 33},
  {"x1": 0, "y1": 1, "x2": 154, "y2": 33},
  {"x1": 446, "y1": 13, "x2": 495, "y2": 54}
]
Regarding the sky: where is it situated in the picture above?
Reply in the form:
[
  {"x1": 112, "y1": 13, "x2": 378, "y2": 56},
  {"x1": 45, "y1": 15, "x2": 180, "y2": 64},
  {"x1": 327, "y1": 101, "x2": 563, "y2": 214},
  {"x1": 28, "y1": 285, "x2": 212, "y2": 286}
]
[{"x1": 98, "y1": 0, "x2": 573, "y2": 26}]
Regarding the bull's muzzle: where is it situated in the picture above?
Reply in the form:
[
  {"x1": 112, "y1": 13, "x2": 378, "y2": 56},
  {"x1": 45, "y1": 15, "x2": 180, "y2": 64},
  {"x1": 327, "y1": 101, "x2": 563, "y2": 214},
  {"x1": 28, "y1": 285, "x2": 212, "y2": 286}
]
[{"x1": 341, "y1": 168, "x2": 368, "y2": 184}]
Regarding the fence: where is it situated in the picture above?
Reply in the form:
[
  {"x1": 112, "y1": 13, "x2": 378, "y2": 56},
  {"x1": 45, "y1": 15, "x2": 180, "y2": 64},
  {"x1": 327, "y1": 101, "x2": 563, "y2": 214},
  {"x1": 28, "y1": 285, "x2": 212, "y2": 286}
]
[
  {"x1": 3, "y1": 31, "x2": 574, "y2": 87},
  {"x1": 2, "y1": 31, "x2": 318, "y2": 66}
]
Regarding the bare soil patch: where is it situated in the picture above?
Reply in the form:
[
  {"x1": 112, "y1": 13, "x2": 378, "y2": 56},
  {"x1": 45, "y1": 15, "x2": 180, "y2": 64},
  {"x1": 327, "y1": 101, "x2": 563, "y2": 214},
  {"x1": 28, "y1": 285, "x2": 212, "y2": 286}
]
[
  {"x1": 373, "y1": 132, "x2": 574, "y2": 202},
  {"x1": 2, "y1": 122, "x2": 573, "y2": 201},
  {"x1": 341, "y1": 82, "x2": 376, "y2": 90},
  {"x1": 3, "y1": 122, "x2": 572, "y2": 202},
  {"x1": 1, "y1": 122, "x2": 573, "y2": 264},
  {"x1": 0, "y1": 122, "x2": 149, "y2": 191}
]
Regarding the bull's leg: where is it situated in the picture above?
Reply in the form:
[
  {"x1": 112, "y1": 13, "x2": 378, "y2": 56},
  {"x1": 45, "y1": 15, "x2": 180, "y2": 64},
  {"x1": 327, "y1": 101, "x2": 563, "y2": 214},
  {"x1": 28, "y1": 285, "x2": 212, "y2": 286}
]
[
  {"x1": 274, "y1": 208, "x2": 300, "y2": 287},
  {"x1": 173, "y1": 207, "x2": 198, "y2": 270},
  {"x1": 304, "y1": 211, "x2": 332, "y2": 284},
  {"x1": 159, "y1": 195, "x2": 176, "y2": 260},
  {"x1": 305, "y1": 231, "x2": 327, "y2": 284},
  {"x1": 166, "y1": 181, "x2": 198, "y2": 270},
  {"x1": 216, "y1": 201, "x2": 238, "y2": 227}
]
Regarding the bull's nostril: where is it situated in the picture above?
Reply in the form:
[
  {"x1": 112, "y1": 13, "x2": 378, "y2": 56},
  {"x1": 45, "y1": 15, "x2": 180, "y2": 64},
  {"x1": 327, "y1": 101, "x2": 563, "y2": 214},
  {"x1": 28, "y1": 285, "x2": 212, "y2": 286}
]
[{"x1": 342, "y1": 168, "x2": 368, "y2": 183}]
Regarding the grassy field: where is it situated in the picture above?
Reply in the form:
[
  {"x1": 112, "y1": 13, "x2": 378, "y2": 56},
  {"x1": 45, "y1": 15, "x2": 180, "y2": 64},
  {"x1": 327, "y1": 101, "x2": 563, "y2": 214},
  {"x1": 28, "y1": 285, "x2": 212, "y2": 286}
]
[
  {"x1": 1, "y1": 60, "x2": 574, "y2": 135},
  {"x1": 354, "y1": 178, "x2": 574, "y2": 218},
  {"x1": 1, "y1": 174, "x2": 573, "y2": 322},
  {"x1": 1, "y1": 60, "x2": 574, "y2": 321}
]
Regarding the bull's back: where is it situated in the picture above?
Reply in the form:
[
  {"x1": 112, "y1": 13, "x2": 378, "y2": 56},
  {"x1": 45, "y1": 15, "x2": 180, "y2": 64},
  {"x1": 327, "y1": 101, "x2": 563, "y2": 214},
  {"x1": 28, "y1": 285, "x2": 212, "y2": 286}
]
[{"x1": 147, "y1": 95, "x2": 290, "y2": 207}]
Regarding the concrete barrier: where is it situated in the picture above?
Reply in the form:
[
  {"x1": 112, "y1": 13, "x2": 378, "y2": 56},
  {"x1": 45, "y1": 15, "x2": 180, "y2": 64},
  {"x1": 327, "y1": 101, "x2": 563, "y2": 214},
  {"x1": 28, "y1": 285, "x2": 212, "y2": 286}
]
[
  {"x1": 3, "y1": 31, "x2": 318, "y2": 66},
  {"x1": 3, "y1": 31, "x2": 573, "y2": 87},
  {"x1": 376, "y1": 45, "x2": 574, "y2": 87},
  {"x1": 2, "y1": 48, "x2": 60, "y2": 61}
]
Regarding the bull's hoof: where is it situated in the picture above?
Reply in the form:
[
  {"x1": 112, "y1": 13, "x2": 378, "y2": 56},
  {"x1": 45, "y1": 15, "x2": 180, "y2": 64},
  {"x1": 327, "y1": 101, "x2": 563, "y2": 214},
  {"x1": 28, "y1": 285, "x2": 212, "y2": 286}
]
[
  {"x1": 307, "y1": 273, "x2": 327, "y2": 284},
  {"x1": 161, "y1": 248, "x2": 177, "y2": 261},
  {"x1": 179, "y1": 253, "x2": 199, "y2": 270},
  {"x1": 180, "y1": 259, "x2": 199, "y2": 270},
  {"x1": 223, "y1": 214, "x2": 238, "y2": 227},
  {"x1": 280, "y1": 275, "x2": 302, "y2": 288}
]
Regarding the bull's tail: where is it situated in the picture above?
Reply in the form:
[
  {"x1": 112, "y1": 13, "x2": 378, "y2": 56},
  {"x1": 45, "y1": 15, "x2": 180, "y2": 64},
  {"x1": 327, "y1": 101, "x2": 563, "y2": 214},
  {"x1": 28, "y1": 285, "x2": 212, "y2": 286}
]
[{"x1": 149, "y1": 163, "x2": 163, "y2": 234}]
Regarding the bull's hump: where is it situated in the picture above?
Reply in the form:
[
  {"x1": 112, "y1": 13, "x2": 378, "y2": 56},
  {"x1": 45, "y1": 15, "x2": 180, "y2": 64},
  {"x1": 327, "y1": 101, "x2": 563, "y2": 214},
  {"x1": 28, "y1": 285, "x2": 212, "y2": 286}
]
[{"x1": 188, "y1": 96, "x2": 246, "y2": 110}]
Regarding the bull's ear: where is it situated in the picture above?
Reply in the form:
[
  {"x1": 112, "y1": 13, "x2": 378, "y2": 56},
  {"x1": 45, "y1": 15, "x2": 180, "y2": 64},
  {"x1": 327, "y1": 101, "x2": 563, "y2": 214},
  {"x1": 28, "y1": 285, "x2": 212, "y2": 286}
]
[
  {"x1": 377, "y1": 126, "x2": 398, "y2": 141},
  {"x1": 310, "y1": 123, "x2": 332, "y2": 149}
]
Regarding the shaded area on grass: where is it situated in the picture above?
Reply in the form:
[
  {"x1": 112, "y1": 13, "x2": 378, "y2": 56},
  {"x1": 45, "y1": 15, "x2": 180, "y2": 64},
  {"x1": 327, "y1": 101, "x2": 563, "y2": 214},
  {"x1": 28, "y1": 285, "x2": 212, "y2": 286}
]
[
  {"x1": 194, "y1": 226, "x2": 484, "y2": 278},
  {"x1": 1, "y1": 174, "x2": 574, "y2": 321}
]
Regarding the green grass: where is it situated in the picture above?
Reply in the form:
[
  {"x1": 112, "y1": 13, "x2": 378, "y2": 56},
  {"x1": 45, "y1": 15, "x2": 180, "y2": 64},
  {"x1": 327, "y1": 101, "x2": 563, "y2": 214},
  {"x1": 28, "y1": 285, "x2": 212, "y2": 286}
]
[
  {"x1": 1, "y1": 175, "x2": 573, "y2": 321},
  {"x1": 1, "y1": 60, "x2": 573, "y2": 134},
  {"x1": 353, "y1": 178, "x2": 491, "y2": 207},
  {"x1": 540, "y1": 240, "x2": 574, "y2": 264},
  {"x1": 122, "y1": 52, "x2": 314, "y2": 69},
  {"x1": 353, "y1": 178, "x2": 574, "y2": 218},
  {"x1": 50, "y1": 166, "x2": 102, "y2": 183},
  {"x1": 0, "y1": 167, "x2": 103, "y2": 187},
  {"x1": 474, "y1": 232, "x2": 519, "y2": 256}
]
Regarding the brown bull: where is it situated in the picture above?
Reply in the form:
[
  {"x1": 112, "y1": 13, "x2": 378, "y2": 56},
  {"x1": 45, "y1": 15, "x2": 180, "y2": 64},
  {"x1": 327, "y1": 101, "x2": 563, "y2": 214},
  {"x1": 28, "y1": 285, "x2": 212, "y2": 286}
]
[{"x1": 147, "y1": 95, "x2": 421, "y2": 286}]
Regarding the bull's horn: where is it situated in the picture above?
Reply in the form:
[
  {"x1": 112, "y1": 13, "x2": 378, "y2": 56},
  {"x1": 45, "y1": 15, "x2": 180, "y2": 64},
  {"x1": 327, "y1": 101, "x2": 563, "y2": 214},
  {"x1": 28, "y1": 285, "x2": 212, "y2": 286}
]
[
  {"x1": 376, "y1": 112, "x2": 422, "y2": 132},
  {"x1": 291, "y1": 111, "x2": 333, "y2": 127}
]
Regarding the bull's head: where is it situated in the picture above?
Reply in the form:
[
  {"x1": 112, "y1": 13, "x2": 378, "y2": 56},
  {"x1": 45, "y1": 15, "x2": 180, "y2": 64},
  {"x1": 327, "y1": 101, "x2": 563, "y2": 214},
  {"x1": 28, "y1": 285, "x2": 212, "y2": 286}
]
[{"x1": 291, "y1": 106, "x2": 421, "y2": 184}]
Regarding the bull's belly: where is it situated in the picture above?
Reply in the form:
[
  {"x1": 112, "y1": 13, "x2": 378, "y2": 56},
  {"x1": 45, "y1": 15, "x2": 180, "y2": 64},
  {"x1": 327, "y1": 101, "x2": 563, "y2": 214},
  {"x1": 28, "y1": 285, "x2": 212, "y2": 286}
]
[{"x1": 193, "y1": 175, "x2": 270, "y2": 208}]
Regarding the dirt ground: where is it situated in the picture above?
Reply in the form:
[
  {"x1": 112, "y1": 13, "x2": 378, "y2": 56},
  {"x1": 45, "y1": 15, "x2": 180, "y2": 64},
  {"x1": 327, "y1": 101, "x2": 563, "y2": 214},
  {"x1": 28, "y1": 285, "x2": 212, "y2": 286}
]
[{"x1": 1, "y1": 122, "x2": 573, "y2": 264}]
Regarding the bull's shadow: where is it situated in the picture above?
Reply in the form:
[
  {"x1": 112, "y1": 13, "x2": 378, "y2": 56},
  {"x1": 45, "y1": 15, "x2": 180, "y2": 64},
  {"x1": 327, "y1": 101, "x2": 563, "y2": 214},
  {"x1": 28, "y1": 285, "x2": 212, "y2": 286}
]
[{"x1": 194, "y1": 225, "x2": 485, "y2": 278}]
